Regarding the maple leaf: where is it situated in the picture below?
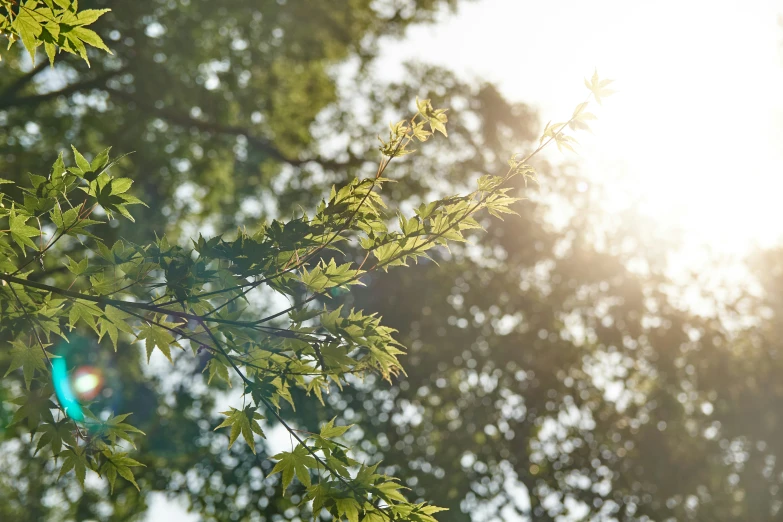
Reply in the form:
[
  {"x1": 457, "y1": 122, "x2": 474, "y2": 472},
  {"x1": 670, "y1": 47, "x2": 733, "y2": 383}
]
[
  {"x1": 270, "y1": 444, "x2": 318, "y2": 488},
  {"x1": 136, "y1": 320, "x2": 182, "y2": 362},
  {"x1": 214, "y1": 406, "x2": 265, "y2": 454},
  {"x1": 4, "y1": 339, "x2": 51, "y2": 388},
  {"x1": 9, "y1": 384, "x2": 56, "y2": 431},
  {"x1": 335, "y1": 497, "x2": 361, "y2": 522},
  {"x1": 100, "y1": 305, "x2": 134, "y2": 351},
  {"x1": 68, "y1": 300, "x2": 103, "y2": 334},
  {"x1": 100, "y1": 450, "x2": 145, "y2": 493},
  {"x1": 36, "y1": 420, "x2": 77, "y2": 456},
  {"x1": 204, "y1": 355, "x2": 231, "y2": 387},
  {"x1": 91, "y1": 412, "x2": 145, "y2": 448},
  {"x1": 8, "y1": 207, "x2": 40, "y2": 251},
  {"x1": 319, "y1": 417, "x2": 351, "y2": 439},
  {"x1": 59, "y1": 447, "x2": 90, "y2": 488},
  {"x1": 584, "y1": 68, "x2": 616, "y2": 105}
]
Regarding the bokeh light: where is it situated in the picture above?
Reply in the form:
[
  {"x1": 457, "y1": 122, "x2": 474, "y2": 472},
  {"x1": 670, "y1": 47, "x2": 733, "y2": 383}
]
[
  {"x1": 51, "y1": 335, "x2": 121, "y2": 423},
  {"x1": 71, "y1": 366, "x2": 105, "y2": 401}
]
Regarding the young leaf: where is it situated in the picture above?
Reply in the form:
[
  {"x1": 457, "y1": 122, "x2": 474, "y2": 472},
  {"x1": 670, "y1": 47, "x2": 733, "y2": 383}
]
[
  {"x1": 319, "y1": 417, "x2": 351, "y2": 439},
  {"x1": 36, "y1": 420, "x2": 78, "y2": 456},
  {"x1": 11, "y1": 4, "x2": 43, "y2": 64},
  {"x1": 9, "y1": 386, "x2": 57, "y2": 431},
  {"x1": 59, "y1": 447, "x2": 90, "y2": 488},
  {"x1": 270, "y1": 444, "x2": 318, "y2": 489},
  {"x1": 9, "y1": 209, "x2": 41, "y2": 251},
  {"x1": 136, "y1": 320, "x2": 181, "y2": 362},
  {"x1": 214, "y1": 406, "x2": 265, "y2": 453},
  {"x1": 335, "y1": 498, "x2": 361, "y2": 522},
  {"x1": 96, "y1": 412, "x2": 146, "y2": 448},
  {"x1": 4, "y1": 340, "x2": 51, "y2": 389},
  {"x1": 100, "y1": 450, "x2": 145, "y2": 493}
]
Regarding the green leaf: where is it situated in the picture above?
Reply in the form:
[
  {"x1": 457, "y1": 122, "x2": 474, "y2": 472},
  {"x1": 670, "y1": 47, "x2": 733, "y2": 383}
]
[
  {"x1": 100, "y1": 305, "x2": 134, "y2": 351},
  {"x1": 374, "y1": 480, "x2": 408, "y2": 503},
  {"x1": 136, "y1": 320, "x2": 181, "y2": 362},
  {"x1": 36, "y1": 420, "x2": 77, "y2": 456},
  {"x1": 335, "y1": 498, "x2": 360, "y2": 522},
  {"x1": 109, "y1": 177, "x2": 133, "y2": 194},
  {"x1": 70, "y1": 145, "x2": 92, "y2": 176},
  {"x1": 100, "y1": 450, "x2": 144, "y2": 493},
  {"x1": 44, "y1": 41, "x2": 57, "y2": 67},
  {"x1": 300, "y1": 259, "x2": 364, "y2": 292},
  {"x1": 12, "y1": 2, "x2": 43, "y2": 64},
  {"x1": 68, "y1": 300, "x2": 102, "y2": 334},
  {"x1": 9, "y1": 385, "x2": 57, "y2": 431},
  {"x1": 204, "y1": 356, "x2": 232, "y2": 387},
  {"x1": 94, "y1": 412, "x2": 145, "y2": 448},
  {"x1": 75, "y1": 8, "x2": 111, "y2": 26},
  {"x1": 319, "y1": 417, "x2": 351, "y2": 439},
  {"x1": 71, "y1": 26, "x2": 111, "y2": 53},
  {"x1": 270, "y1": 444, "x2": 317, "y2": 489},
  {"x1": 9, "y1": 209, "x2": 41, "y2": 251},
  {"x1": 59, "y1": 447, "x2": 89, "y2": 488},
  {"x1": 214, "y1": 406, "x2": 265, "y2": 453},
  {"x1": 417, "y1": 504, "x2": 449, "y2": 517},
  {"x1": 90, "y1": 146, "x2": 111, "y2": 171},
  {"x1": 4, "y1": 340, "x2": 51, "y2": 389}
]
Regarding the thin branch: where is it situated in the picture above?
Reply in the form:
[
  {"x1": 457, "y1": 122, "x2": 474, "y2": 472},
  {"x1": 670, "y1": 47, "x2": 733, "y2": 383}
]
[
  {"x1": 0, "y1": 60, "x2": 48, "y2": 100},
  {"x1": 5, "y1": 280, "x2": 88, "y2": 441},
  {"x1": 105, "y1": 87, "x2": 370, "y2": 171},
  {"x1": 0, "y1": 272, "x2": 258, "y2": 328},
  {"x1": 159, "y1": 115, "x2": 415, "y2": 314},
  {"x1": 196, "y1": 317, "x2": 398, "y2": 521},
  {"x1": 249, "y1": 101, "x2": 592, "y2": 326},
  {"x1": 0, "y1": 68, "x2": 127, "y2": 111}
]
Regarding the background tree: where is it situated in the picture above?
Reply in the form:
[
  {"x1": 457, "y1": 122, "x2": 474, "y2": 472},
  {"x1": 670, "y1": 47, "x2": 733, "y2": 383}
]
[
  {"x1": 3, "y1": 2, "x2": 783, "y2": 522},
  {"x1": 0, "y1": 2, "x2": 589, "y2": 521}
]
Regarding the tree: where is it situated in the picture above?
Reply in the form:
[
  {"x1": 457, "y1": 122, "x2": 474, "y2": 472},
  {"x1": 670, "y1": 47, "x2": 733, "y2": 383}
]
[
  {"x1": 314, "y1": 79, "x2": 783, "y2": 521},
  {"x1": 0, "y1": 2, "x2": 614, "y2": 521},
  {"x1": 0, "y1": 0, "x2": 463, "y2": 241}
]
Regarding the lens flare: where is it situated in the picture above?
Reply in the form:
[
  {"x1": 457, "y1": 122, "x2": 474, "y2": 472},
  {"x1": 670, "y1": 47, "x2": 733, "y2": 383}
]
[
  {"x1": 51, "y1": 335, "x2": 120, "y2": 423},
  {"x1": 72, "y1": 366, "x2": 104, "y2": 401},
  {"x1": 52, "y1": 357, "x2": 84, "y2": 422}
]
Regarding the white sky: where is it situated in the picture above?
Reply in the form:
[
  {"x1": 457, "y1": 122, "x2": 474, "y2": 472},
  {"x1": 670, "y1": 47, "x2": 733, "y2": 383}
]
[
  {"x1": 381, "y1": 0, "x2": 783, "y2": 257},
  {"x1": 147, "y1": 1, "x2": 783, "y2": 519}
]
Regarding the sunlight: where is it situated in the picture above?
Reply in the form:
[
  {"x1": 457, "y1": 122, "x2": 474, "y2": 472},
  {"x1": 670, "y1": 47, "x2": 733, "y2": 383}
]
[
  {"x1": 581, "y1": 1, "x2": 783, "y2": 254},
  {"x1": 383, "y1": 0, "x2": 783, "y2": 256}
]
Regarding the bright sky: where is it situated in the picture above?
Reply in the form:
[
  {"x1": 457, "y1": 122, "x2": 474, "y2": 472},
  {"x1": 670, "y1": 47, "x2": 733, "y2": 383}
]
[
  {"x1": 147, "y1": 2, "x2": 783, "y2": 519},
  {"x1": 380, "y1": 0, "x2": 783, "y2": 258}
]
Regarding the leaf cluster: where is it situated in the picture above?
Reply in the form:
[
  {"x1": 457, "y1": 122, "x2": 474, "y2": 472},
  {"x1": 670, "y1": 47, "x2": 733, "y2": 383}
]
[
  {"x1": 0, "y1": 0, "x2": 111, "y2": 65},
  {"x1": 0, "y1": 35, "x2": 609, "y2": 516}
]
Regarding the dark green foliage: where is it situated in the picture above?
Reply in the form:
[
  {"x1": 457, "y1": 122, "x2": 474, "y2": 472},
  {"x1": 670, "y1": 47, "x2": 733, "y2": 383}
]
[{"x1": 1, "y1": 51, "x2": 602, "y2": 516}]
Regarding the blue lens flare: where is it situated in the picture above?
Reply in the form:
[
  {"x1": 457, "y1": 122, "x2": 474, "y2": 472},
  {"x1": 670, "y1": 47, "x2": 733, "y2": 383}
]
[
  {"x1": 51, "y1": 335, "x2": 114, "y2": 422},
  {"x1": 52, "y1": 357, "x2": 84, "y2": 422}
]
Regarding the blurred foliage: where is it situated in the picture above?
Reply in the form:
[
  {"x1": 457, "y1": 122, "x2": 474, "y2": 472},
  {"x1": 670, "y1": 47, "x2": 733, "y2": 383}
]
[{"x1": 2, "y1": 1, "x2": 783, "y2": 522}]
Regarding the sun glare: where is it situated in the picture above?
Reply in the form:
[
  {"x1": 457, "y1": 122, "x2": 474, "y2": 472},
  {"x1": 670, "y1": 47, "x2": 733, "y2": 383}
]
[{"x1": 383, "y1": 0, "x2": 783, "y2": 257}]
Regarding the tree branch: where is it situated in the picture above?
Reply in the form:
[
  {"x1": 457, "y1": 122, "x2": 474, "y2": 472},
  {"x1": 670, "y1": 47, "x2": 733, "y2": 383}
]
[
  {"x1": 0, "y1": 272, "x2": 258, "y2": 328},
  {"x1": 0, "y1": 60, "x2": 49, "y2": 100},
  {"x1": 104, "y1": 87, "x2": 370, "y2": 171},
  {"x1": 0, "y1": 68, "x2": 127, "y2": 111}
]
